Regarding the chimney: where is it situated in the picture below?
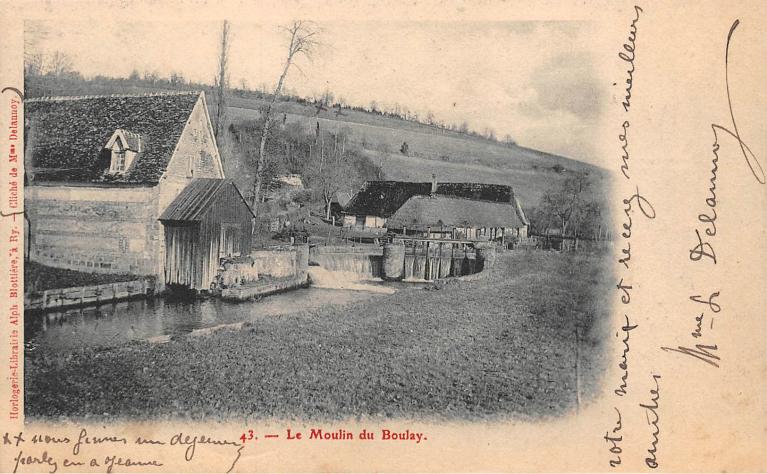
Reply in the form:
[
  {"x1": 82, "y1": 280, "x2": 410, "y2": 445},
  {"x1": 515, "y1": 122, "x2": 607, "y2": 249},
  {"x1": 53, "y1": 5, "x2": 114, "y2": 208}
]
[{"x1": 430, "y1": 174, "x2": 437, "y2": 197}]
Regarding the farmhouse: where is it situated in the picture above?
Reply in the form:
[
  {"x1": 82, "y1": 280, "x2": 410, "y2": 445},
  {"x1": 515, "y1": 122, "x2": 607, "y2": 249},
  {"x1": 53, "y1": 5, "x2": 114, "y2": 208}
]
[
  {"x1": 387, "y1": 194, "x2": 528, "y2": 241},
  {"x1": 342, "y1": 177, "x2": 528, "y2": 241},
  {"x1": 25, "y1": 91, "x2": 254, "y2": 291}
]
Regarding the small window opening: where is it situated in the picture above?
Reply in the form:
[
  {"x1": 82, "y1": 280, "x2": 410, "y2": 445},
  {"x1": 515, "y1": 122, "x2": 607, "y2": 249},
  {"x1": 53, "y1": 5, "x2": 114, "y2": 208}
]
[{"x1": 112, "y1": 139, "x2": 126, "y2": 172}]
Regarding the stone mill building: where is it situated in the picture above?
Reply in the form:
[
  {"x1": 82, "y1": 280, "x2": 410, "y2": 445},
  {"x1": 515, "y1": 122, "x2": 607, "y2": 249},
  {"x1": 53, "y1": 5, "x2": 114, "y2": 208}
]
[{"x1": 25, "y1": 91, "x2": 254, "y2": 291}]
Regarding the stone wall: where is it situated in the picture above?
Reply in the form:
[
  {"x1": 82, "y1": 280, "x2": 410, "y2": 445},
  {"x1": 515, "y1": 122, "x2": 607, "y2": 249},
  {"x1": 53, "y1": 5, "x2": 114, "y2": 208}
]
[
  {"x1": 157, "y1": 96, "x2": 224, "y2": 214},
  {"x1": 252, "y1": 249, "x2": 300, "y2": 278},
  {"x1": 217, "y1": 245, "x2": 309, "y2": 289},
  {"x1": 27, "y1": 185, "x2": 162, "y2": 276}
]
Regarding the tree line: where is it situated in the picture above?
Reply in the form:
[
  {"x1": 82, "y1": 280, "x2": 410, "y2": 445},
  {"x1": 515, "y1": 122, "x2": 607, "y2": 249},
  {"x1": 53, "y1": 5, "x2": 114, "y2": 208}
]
[{"x1": 528, "y1": 172, "x2": 612, "y2": 241}]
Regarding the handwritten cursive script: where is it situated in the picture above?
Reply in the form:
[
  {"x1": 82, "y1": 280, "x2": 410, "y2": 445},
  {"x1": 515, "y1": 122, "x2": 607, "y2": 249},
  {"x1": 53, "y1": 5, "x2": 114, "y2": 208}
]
[
  {"x1": 691, "y1": 20, "x2": 765, "y2": 263},
  {"x1": 639, "y1": 374, "x2": 661, "y2": 469}
]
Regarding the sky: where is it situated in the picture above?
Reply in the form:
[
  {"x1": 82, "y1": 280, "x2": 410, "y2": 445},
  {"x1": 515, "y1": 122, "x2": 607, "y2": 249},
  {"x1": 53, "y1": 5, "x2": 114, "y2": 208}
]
[{"x1": 25, "y1": 16, "x2": 603, "y2": 164}]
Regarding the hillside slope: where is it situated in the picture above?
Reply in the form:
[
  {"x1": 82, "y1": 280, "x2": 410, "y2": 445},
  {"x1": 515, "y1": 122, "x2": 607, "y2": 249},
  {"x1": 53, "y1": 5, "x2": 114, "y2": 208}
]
[{"x1": 228, "y1": 103, "x2": 609, "y2": 208}]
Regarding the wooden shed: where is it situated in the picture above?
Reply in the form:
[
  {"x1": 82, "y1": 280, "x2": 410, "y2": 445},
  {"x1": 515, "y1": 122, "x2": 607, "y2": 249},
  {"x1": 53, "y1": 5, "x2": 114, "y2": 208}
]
[{"x1": 159, "y1": 178, "x2": 255, "y2": 290}]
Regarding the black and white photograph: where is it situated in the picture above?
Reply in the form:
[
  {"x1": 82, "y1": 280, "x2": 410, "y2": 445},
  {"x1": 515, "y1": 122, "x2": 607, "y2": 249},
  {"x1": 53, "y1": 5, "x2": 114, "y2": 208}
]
[
  {"x1": 2, "y1": 0, "x2": 767, "y2": 472},
  {"x1": 20, "y1": 16, "x2": 615, "y2": 422}
]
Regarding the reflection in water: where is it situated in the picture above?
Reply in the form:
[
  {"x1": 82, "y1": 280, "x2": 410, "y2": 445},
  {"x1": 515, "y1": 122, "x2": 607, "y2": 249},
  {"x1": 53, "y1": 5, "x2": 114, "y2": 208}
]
[{"x1": 25, "y1": 287, "x2": 388, "y2": 353}]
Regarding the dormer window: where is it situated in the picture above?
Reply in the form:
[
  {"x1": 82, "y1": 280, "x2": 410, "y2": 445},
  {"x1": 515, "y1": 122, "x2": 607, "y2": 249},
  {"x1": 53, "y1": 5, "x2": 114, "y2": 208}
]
[
  {"x1": 112, "y1": 139, "x2": 126, "y2": 171},
  {"x1": 105, "y1": 129, "x2": 144, "y2": 174}
]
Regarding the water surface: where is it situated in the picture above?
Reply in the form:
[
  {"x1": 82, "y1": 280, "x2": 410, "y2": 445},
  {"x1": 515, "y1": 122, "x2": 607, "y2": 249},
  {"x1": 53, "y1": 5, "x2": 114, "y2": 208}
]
[{"x1": 25, "y1": 286, "x2": 389, "y2": 353}]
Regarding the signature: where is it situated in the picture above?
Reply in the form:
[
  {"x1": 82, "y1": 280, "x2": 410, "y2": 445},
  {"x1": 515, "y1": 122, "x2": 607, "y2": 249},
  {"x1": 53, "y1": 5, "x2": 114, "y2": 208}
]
[
  {"x1": 711, "y1": 20, "x2": 764, "y2": 185},
  {"x1": 691, "y1": 20, "x2": 764, "y2": 262}
]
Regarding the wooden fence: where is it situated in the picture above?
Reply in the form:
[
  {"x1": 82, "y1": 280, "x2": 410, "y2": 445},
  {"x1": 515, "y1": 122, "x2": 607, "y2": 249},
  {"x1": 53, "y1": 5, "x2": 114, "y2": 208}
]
[
  {"x1": 25, "y1": 279, "x2": 153, "y2": 312},
  {"x1": 528, "y1": 233, "x2": 612, "y2": 251}
]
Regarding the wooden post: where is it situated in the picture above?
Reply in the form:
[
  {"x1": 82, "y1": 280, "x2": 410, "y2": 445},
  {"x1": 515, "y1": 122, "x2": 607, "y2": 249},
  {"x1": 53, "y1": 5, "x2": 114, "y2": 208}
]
[{"x1": 438, "y1": 242, "x2": 443, "y2": 278}]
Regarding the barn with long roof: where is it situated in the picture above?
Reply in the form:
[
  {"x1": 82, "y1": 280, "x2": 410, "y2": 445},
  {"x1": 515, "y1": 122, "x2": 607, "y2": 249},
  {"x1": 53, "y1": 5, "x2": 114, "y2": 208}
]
[
  {"x1": 387, "y1": 193, "x2": 528, "y2": 241},
  {"x1": 343, "y1": 177, "x2": 528, "y2": 242}
]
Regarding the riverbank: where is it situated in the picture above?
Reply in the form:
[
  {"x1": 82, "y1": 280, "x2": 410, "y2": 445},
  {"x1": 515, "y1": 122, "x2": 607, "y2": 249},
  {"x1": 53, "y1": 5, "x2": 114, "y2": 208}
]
[
  {"x1": 25, "y1": 261, "x2": 143, "y2": 293},
  {"x1": 25, "y1": 250, "x2": 612, "y2": 421}
]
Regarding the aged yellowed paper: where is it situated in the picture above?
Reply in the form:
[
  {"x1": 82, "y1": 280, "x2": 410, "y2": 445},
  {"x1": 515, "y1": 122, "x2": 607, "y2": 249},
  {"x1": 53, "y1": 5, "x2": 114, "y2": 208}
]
[{"x1": 0, "y1": 0, "x2": 765, "y2": 472}]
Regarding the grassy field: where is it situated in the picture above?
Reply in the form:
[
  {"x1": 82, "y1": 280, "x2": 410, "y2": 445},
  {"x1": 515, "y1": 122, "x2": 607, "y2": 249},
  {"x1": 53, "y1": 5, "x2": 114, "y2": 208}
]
[
  {"x1": 25, "y1": 250, "x2": 611, "y2": 421},
  {"x1": 375, "y1": 153, "x2": 581, "y2": 208}
]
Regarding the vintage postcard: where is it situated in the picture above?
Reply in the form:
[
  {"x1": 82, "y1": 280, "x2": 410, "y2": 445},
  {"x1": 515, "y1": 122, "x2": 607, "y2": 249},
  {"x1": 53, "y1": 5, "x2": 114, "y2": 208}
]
[{"x1": 0, "y1": 0, "x2": 765, "y2": 472}]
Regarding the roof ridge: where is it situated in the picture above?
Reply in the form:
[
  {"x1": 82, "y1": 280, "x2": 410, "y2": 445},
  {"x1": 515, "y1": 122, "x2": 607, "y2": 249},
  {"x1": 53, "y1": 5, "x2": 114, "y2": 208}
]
[
  {"x1": 365, "y1": 179, "x2": 512, "y2": 188},
  {"x1": 416, "y1": 193, "x2": 515, "y2": 205},
  {"x1": 25, "y1": 90, "x2": 201, "y2": 103}
]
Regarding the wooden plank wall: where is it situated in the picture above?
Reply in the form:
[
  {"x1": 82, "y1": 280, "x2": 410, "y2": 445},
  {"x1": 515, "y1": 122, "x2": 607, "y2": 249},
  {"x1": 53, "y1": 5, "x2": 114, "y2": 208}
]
[
  {"x1": 164, "y1": 224, "x2": 199, "y2": 287},
  {"x1": 164, "y1": 183, "x2": 253, "y2": 291},
  {"x1": 198, "y1": 184, "x2": 254, "y2": 290}
]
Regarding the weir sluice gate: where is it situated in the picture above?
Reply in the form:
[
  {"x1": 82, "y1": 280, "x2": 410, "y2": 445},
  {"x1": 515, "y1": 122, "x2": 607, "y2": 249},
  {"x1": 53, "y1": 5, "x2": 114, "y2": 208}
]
[
  {"x1": 383, "y1": 238, "x2": 493, "y2": 281},
  {"x1": 308, "y1": 238, "x2": 494, "y2": 283}
]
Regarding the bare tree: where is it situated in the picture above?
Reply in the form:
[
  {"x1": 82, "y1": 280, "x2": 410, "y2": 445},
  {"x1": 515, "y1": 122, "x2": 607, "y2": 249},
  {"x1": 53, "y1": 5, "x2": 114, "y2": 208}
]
[
  {"x1": 502, "y1": 134, "x2": 516, "y2": 147},
  {"x1": 425, "y1": 110, "x2": 435, "y2": 125},
  {"x1": 24, "y1": 21, "x2": 48, "y2": 75},
  {"x1": 251, "y1": 20, "x2": 320, "y2": 213},
  {"x1": 305, "y1": 128, "x2": 355, "y2": 220},
  {"x1": 538, "y1": 172, "x2": 590, "y2": 236},
  {"x1": 170, "y1": 71, "x2": 186, "y2": 86},
  {"x1": 48, "y1": 51, "x2": 74, "y2": 77},
  {"x1": 213, "y1": 20, "x2": 231, "y2": 146},
  {"x1": 142, "y1": 70, "x2": 160, "y2": 83},
  {"x1": 24, "y1": 53, "x2": 46, "y2": 77}
]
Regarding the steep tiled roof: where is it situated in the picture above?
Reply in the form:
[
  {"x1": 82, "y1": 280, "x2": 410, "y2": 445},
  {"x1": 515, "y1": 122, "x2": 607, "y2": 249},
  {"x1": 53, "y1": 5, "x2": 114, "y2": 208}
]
[
  {"x1": 160, "y1": 178, "x2": 255, "y2": 221},
  {"x1": 25, "y1": 92, "x2": 201, "y2": 184},
  {"x1": 387, "y1": 195, "x2": 528, "y2": 230},
  {"x1": 343, "y1": 180, "x2": 519, "y2": 217}
]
